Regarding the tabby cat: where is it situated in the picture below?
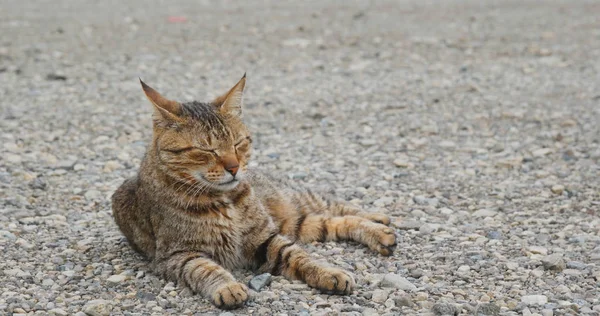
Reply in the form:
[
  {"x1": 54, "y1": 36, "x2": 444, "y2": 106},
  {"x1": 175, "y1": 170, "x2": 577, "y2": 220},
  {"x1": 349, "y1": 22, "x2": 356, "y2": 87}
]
[{"x1": 111, "y1": 75, "x2": 397, "y2": 309}]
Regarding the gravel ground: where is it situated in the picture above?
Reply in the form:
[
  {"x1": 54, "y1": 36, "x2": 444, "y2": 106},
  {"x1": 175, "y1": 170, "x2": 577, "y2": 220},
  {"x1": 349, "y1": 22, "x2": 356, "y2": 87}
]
[{"x1": 1, "y1": 1, "x2": 599, "y2": 315}]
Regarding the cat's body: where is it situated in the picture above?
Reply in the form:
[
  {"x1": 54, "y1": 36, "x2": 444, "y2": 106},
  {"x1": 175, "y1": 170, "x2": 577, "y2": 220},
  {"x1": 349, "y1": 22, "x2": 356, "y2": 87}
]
[{"x1": 112, "y1": 76, "x2": 396, "y2": 309}]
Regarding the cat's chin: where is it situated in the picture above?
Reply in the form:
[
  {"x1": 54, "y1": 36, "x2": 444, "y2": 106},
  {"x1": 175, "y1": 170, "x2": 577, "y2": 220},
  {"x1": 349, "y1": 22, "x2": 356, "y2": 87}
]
[{"x1": 212, "y1": 179, "x2": 240, "y2": 191}]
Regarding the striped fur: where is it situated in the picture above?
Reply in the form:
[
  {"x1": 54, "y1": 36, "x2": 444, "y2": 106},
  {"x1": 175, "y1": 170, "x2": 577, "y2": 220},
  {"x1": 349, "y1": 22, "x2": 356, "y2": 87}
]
[{"x1": 112, "y1": 77, "x2": 396, "y2": 309}]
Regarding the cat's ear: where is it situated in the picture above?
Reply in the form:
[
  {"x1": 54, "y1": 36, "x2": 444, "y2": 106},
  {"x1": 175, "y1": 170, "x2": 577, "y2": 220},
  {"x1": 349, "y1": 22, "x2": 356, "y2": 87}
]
[
  {"x1": 213, "y1": 73, "x2": 246, "y2": 116},
  {"x1": 140, "y1": 79, "x2": 183, "y2": 123}
]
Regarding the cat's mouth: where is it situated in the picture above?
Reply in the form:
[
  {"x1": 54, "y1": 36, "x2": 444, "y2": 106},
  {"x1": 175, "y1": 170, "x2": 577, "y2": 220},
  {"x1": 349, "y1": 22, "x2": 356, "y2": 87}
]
[{"x1": 196, "y1": 174, "x2": 239, "y2": 191}]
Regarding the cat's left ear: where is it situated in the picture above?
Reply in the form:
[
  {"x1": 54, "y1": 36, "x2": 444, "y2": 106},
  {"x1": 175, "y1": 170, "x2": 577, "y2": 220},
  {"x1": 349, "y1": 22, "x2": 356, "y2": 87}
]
[{"x1": 213, "y1": 73, "x2": 246, "y2": 117}]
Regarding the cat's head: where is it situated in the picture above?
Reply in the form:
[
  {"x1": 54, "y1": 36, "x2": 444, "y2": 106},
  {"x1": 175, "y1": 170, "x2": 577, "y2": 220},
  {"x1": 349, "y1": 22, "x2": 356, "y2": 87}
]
[{"x1": 141, "y1": 75, "x2": 251, "y2": 192}]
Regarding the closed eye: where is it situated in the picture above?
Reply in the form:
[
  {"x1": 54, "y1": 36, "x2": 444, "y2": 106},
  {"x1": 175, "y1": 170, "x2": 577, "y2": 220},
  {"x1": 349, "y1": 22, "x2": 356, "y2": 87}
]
[
  {"x1": 235, "y1": 136, "x2": 252, "y2": 147},
  {"x1": 163, "y1": 147, "x2": 217, "y2": 154}
]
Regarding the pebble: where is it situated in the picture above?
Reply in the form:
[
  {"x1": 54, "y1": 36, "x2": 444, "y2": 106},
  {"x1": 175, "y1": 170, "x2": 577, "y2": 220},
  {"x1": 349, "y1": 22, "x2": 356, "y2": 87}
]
[
  {"x1": 432, "y1": 303, "x2": 458, "y2": 315},
  {"x1": 475, "y1": 303, "x2": 500, "y2": 315},
  {"x1": 566, "y1": 261, "x2": 586, "y2": 270},
  {"x1": 394, "y1": 295, "x2": 415, "y2": 307},
  {"x1": 551, "y1": 185, "x2": 564, "y2": 194},
  {"x1": 393, "y1": 220, "x2": 423, "y2": 230},
  {"x1": 472, "y1": 209, "x2": 497, "y2": 217},
  {"x1": 371, "y1": 289, "x2": 389, "y2": 303},
  {"x1": 83, "y1": 300, "x2": 112, "y2": 316},
  {"x1": 103, "y1": 161, "x2": 123, "y2": 173},
  {"x1": 49, "y1": 308, "x2": 68, "y2": 316},
  {"x1": 541, "y1": 309, "x2": 553, "y2": 316},
  {"x1": 84, "y1": 190, "x2": 102, "y2": 200},
  {"x1": 380, "y1": 274, "x2": 417, "y2": 291},
  {"x1": 106, "y1": 274, "x2": 127, "y2": 285},
  {"x1": 527, "y1": 246, "x2": 549, "y2": 255},
  {"x1": 541, "y1": 254, "x2": 565, "y2": 271},
  {"x1": 249, "y1": 273, "x2": 272, "y2": 291},
  {"x1": 521, "y1": 295, "x2": 548, "y2": 306}
]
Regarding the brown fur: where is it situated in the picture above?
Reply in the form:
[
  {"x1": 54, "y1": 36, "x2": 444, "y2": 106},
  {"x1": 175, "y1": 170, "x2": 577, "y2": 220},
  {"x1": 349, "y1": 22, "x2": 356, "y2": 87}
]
[{"x1": 111, "y1": 76, "x2": 396, "y2": 309}]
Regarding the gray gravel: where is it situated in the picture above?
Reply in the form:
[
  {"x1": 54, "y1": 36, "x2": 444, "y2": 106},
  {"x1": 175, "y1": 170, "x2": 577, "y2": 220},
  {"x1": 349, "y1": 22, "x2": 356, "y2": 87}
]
[{"x1": 1, "y1": 0, "x2": 599, "y2": 315}]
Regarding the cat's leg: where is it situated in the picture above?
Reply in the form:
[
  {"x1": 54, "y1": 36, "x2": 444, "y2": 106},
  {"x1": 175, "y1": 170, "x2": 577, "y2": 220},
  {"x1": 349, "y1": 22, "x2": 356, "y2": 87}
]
[
  {"x1": 256, "y1": 234, "x2": 355, "y2": 294},
  {"x1": 155, "y1": 251, "x2": 248, "y2": 310},
  {"x1": 295, "y1": 190, "x2": 392, "y2": 225},
  {"x1": 325, "y1": 200, "x2": 391, "y2": 225},
  {"x1": 294, "y1": 214, "x2": 397, "y2": 256}
]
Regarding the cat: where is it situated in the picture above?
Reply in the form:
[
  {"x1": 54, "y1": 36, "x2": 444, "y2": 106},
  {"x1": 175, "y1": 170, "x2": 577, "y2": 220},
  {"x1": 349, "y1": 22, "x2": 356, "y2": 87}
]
[{"x1": 111, "y1": 74, "x2": 397, "y2": 309}]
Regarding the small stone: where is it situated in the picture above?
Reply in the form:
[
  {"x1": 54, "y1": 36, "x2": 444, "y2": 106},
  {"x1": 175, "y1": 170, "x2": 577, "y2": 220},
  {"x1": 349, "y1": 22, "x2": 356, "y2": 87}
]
[
  {"x1": 415, "y1": 292, "x2": 428, "y2": 301},
  {"x1": 438, "y1": 140, "x2": 456, "y2": 149},
  {"x1": 49, "y1": 308, "x2": 68, "y2": 316},
  {"x1": 419, "y1": 223, "x2": 441, "y2": 234},
  {"x1": 531, "y1": 269, "x2": 544, "y2": 278},
  {"x1": 4, "y1": 268, "x2": 30, "y2": 278},
  {"x1": 487, "y1": 231, "x2": 502, "y2": 239},
  {"x1": 432, "y1": 302, "x2": 458, "y2": 316},
  {"x1": 84, "y1": 189, "x2": 102, "y2": 201},
  {"x1": 54, "y1": 156, "x2": 78, "y2": 170},
  {"x1": 413, "y1": 196, "x2": 438, "y2": 206},
  {"x1": 528, "y1": 246, "x2": 548, "y2": 255},
  {"x1": 479, "y1": 294, "x2": 491, "y2": 302},
  {"x1": 566, "y1": 261, "x2": 586, "y2": 270},
  {"x1": 103, "y1": 160, "x2": 123, "y2": 173},
  {"x1": 505, "y1": 262, "x2": 519, "y2": 270},
  {"x1": 5, "y1": 153, "x2": 22, "y2": 164},
  {"x1": 136, "y1": 291, "x2": 156, "y2": 302},
  {"x1": 393, "y1": 159, "x2": 412, "y2": 168},
  {"x1": 380, "y1": 273, "x2": 417, "y2": 291},
  {"x1": 393, "y1": 220, "x2": 422, "y2": 230},
  {"x1": 541, "y1": 309, "x2": 553, "y2": 316},
  {"x1": 0, "y1": 230, "x2": 16, "y2": 240},
  {"x1": 42, "y1": 278, "x2": 55, "y2": 286},
  {"x1": 248, "y1": 273, "x2": 272, "y2": 291},
  {"x1": 218, "y1": 312, "x2": 235, "y2": 316},
  {"x1": 371, "y1": 289, "x2": 389, "y2": 303},
  {"x1": 551, "y1": 185, "x2": 564, "y2": 195},
  {"x1": 541, "y1": 254, "x2": 565, "y2": 271},
  {"x1": 29, "y1": 177, "x2": 47, "y2": 190},
  {"x1": 532, "y1": 148, "x2": 553, "y2": 157},
  {"x1": 83, "y1": 299, "x2": 112, "y2": 316},
  {"x1": 394, "y1": 295, "x2": 415, "y2": 307},
  {"x1": 475, "y1": 303, "x2": 500, "y2": 315},
  {"x1": 457, "y1": 265, "x2": 470, "y2": 272},
  {"x1": 410, "y1": 269, "x2": 424, "y2": 278},
  {"x1": 440, "y1": 207, "x2": 454, "y2": 215},
  {"x1": 472, "y1": 209, "x2": 497, "y2": 217},
  {"x1": 521, "y1": 295, "x2": 548, "y2": 306},
  {"x1": 106, "y1": 274, "x2": 126, "y2": 285}
]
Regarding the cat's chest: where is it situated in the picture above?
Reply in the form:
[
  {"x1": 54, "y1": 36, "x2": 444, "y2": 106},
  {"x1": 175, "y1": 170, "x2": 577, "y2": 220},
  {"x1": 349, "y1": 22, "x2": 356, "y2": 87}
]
[{"x1": 163, "y1": 199, "x2": 273, "y2": 267}]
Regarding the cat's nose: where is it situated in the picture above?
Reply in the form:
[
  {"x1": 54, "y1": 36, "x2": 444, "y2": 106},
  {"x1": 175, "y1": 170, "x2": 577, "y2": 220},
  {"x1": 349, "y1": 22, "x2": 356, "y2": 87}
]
[
  {"x1": 225, "y1": 164, "x2": 239, "y2": 176},
  {"x1": 222, "y1": 156, "x2": 239, "y2": 177}
]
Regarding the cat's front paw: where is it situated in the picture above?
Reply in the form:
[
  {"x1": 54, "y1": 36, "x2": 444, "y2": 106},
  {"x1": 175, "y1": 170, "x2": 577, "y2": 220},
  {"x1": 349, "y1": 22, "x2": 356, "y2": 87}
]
[
  {"x1": 308, "y1": 267, "x2": 355, "y2": 295},
  {"x1": 367, "y1": 224, "x2": 396, "y2": 257},
  {"x1": 211, "y1": 282, "x2": 249, "y2": 310}
]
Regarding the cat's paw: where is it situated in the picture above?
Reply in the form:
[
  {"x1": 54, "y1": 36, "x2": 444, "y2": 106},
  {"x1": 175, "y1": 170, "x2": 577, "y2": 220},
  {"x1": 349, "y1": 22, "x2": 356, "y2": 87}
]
[
  {"x1": 211, "y1": 282, "x2": 249, "y2": 310},
  {"x1": 359, "y1": 212, "x2": 391, "y2": 225},
  {"x1": 309, "y1": 267, "x2": 355, "y2": 295},
  {"x1": 367, "y1": 224, "x2": 397, "y2": 256}
]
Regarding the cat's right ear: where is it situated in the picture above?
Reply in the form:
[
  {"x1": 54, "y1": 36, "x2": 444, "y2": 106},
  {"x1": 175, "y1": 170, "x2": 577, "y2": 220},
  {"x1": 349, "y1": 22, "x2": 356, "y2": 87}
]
[{"x1": 140, "y1": 79, "x2": 183, "y2": 124}]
